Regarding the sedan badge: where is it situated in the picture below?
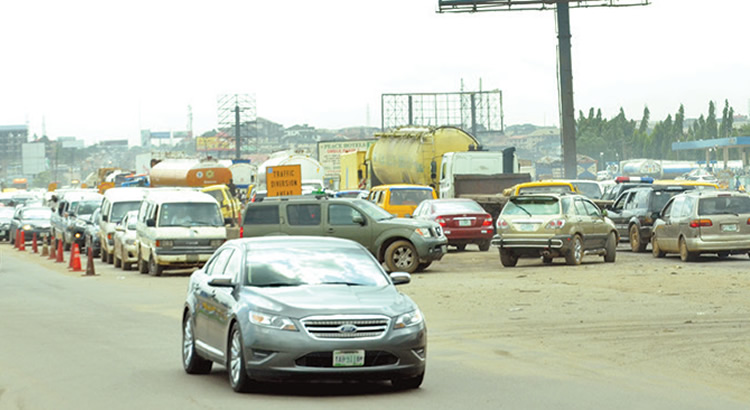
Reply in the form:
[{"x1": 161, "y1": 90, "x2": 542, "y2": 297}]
[{"x1": 337, "y1": 324, "x2": 358, "y2": 334}]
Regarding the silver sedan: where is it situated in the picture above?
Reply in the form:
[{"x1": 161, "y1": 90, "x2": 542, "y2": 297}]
[{"x1": 181, "y1": 236, "x2": 427, "y2": 392}]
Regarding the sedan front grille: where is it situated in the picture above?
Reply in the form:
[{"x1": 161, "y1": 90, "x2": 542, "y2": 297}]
[{"x1": 301, "y1": 315, "x2": 390, "y2": 340}]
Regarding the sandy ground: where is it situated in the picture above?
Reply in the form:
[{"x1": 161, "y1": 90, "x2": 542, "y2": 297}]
[{"x1": 406, "y1": 243, "x2": 750, "y2": 403}]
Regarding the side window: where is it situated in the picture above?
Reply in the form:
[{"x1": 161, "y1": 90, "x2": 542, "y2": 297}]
[
  {"x1": 680, "y1": 196, "x2": 696, "y2": 218},
  {"x1": 206, "y1": 190, "x2": 224, "y2": 204},
  {"x1": 573, "y1": 199, "x2": 587, "y2": 216},
  {"x1": 669, "y1": 196, "x2": 685, "y2": 219},
  {"x1": 244, "y1": 205, "x2": 279, "y2": 225},
  {"x1": 138, "y1": 201, "x2": 149, "y2": 223},
  {"x1": 413, "y1": 203, "x2": 425, "y2": 217},
  {"x1": 205, "y1": 249, "x2": 234, "y2": 277},
  {"x1": 660, "y1": 200, "x2": 673, "y2": 219},
  {"x1": 561, "y1": 197, "x2": 572, "y2": 215},
  {"x1": 582, "y1": 200, "x2": 601, "y2": 217},
  {"x1": 222, "y1": 249, "x2": 242, "y2": 281},
  {"x1": 376, "y1": 192, "x2": 385, "y2": 206},
  {"x1": 613, "y1": 192, "x2": 629, "y2": 210},
  {"x1": 287, "y1": 204, "x2": 321, "y2": 226},
  {"x1": 635, "y1": 190, "x2": 650, "y2": 209},
  {"x1": 329, "y1": 204, "x2": 361, "y2": 225}
]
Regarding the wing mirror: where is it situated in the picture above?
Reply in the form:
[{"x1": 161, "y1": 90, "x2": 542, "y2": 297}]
[
  {"x1": 352, "y1": 214, "x2": 365, "y2": 225},
  {"x1": 390, "y1": 272, "x2": 411, "y2": 285},
  {"x1": 146, "y1": 219, "x2": 156, "y2": 227},
  {"x1": 208, "y1": 277, "x2": 235, "y2": 288}
]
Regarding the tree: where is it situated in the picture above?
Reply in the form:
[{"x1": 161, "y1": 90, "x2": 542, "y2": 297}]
[{"x1": 706, "y1": 101, "x2": 718, "y2": 139}]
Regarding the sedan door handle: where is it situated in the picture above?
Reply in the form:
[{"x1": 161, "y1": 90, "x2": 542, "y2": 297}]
[{"x1": 327, "y1": 228, "x2": 335, "y2": 233}]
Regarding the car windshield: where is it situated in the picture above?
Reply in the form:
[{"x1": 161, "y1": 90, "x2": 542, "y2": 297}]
[
  {"x1": 389, "y1": 189, "x2": 433, "y2": 206},
  {"x1": 431, "y1": 201, "x2": 484, "y2": 214},
  {"x1": 159, "y1": 202, "x2": 223, "y2": 227},
  {"x1": 504, "y1": 197, "x2": 560, "y2": 216},
  {"x1": 75, "y1": 200, "x2": 101, "y2": 215},
  {"x1": 698, "y1": 195, "x2": 750, "y2": 215},
  {"x1": 23, "y1": 208, "x2": 52, "y2": 220},
  {"x1": 243, "y1": 245, "x2": 389, "y2": 287},
  {"x1": 111, "y1": 201, "x2": 142, "y2": 223},
  {"x1": 354, "y1": 199, "x2": 394, "y2": 220},
  {"x1": 571, "y1": 182, "x2": 602, "y2": 199}
]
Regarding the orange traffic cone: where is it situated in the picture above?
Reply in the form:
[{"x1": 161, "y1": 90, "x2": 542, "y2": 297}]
[
  {"x1": 84, "y1": 246, "x2": 96, "y2": 277},
  {"x1": 55, "y1": 239, "x2": 64, "y2": 263},
  {"x1": 18, "y1": 231, "x2": 25, "y2": 251},
  {"x1": 49, "y1": 238, "x2": 58, "y2": 260},
  {"x1": 32, "y1": 233, "x2": 38, "y2": 253},
  {"x1": 69, "y1": 244, "x2": 82, "y2": 272},
  {"x1": 14, "y1": 229, "x2": 19, "y2": 249},
  {"x1": 41, "y1": 236, "x2": 49, "y2": 257}
]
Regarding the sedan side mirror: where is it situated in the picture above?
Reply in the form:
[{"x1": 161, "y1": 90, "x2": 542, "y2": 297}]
[
  {"x1": 390, "y1": 272, "x2": 411, "y2": 285},
  {"x1": 208, "y1": 277, "x2": 235, "y2": 288}
]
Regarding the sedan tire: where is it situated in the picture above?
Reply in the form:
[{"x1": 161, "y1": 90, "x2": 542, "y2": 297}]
[
  {"x1": 384, "y1": 240, "x2": 418, "y2": 273},
  {"x1": 228, "y1": 323, "x2": 254, "y2": 393},
  {"x1": 604, "y1": 232, "x2": 617, "y2": 263},
  {"x1": 182, "y1": 314, "x2": 212, "y2": 375},
  {"x1": 478, "y1": 241, "x2": 491, "y2": 252}
]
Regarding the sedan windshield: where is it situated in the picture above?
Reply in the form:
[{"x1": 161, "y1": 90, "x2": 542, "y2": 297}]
[{"x1": 244, "y1": 246, "x2": 389, "y2": 287}]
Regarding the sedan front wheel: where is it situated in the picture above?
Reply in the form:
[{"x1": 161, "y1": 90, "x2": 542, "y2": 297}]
[{"x1": 228, "y1": 323, "x2": 254, "y2": 393}]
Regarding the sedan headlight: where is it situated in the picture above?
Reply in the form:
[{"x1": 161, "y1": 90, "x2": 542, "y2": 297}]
[
  {"x1": 249, "y1": 311, "x2": 298, "y2": 331},
  {"x1": 394, "y1": 309, "x2": 424, "y2": 329},
  {"x1": 415, "y1": 228, "x2": 432, "y2": 238}
]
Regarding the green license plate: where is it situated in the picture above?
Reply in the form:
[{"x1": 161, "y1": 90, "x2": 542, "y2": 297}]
[{"x1": 333, "y1": 350, "x2": 365, "y2": 367}]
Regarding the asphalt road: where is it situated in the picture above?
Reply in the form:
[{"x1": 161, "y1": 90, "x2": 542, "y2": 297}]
[{"x1": 0, "y1": 242, "x2": 748, "y2": 410}]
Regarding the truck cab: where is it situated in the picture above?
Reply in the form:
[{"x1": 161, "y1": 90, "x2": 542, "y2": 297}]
[{"x1": 439, "y1": 148, "x2": 519, "y2": 199}]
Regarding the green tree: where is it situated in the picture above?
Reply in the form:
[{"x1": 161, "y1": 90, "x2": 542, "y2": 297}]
[{"x1": 706, "y1": 101, "x2": 718, "y2": 139}]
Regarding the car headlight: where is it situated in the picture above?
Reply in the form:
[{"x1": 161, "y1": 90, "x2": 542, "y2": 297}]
[
  {"x1": 249, "y1": 311, "x2": 298, "y2": 331},
  {"x1": 415, "y1": 228, "x2": 432, "y2": 237},
  {"x1": 22, "y1": 224, "x2": 32, "y2": 231},
  {"x1": 210, "y1": 239, "x2": 224, "y2": 247},
  {"x1": 394, "y1": 309, "x2": 424, "y2": 329}
]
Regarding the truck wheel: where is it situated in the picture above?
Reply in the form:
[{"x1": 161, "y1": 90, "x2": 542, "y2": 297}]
[
  {"x1": 149, "y1": 255, "x2": 164, "y2": 277},
  {"x1": 565, "y1": 235, "x2": 584, "y2": 265},
  {"x1": 138, "y1": 251, "x2": 149, "y2": 274},
  {"x1": 604, "y1": 232, "x2": 617, "y2": 263},
  {"x1": 499, "y1": 249, "x2": 518, "y2": 267},
  {"x1": 384, "y1": 240, "x2": 418, "y2": 273},
  {"x1": 478, "y1": 241, "x2": 491, "y2": 252}
]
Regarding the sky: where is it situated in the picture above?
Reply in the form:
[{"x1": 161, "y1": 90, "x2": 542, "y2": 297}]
[{"x1": 1, "y1": 0, "x2": 748, "y2": 147}]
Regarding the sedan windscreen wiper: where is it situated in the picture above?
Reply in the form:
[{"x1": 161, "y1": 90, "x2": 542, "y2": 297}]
[
  {"x1": 319, "y1": 281, "x2": 365, "y2": 286},
  {"x1": 251, "y1": 282, "x2": 299, "y2": 287}
]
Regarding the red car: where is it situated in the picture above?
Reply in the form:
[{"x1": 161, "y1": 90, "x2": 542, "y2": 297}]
[{"x1": 412, "y1": 198, "x2": 493, "y2": 251}]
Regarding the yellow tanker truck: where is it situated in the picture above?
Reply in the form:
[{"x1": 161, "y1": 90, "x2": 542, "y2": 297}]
[{"x1": 365, "y1": 126, "x2": 531, "y2": 219}]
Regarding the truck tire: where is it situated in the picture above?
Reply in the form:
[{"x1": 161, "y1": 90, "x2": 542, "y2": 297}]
[
  {"x1": 149, "y1": 255, "x2": 164, "y2": 277},
  {"x1": 384, "y1": 240, "x2": 418, "y2": 273},
  {"x1": 138, "y1": 251, "x2": 149, "y2": 274}
]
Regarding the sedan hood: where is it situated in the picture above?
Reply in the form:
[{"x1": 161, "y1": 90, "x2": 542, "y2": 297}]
[
  {"x1": 22, "y1": 219, "x2": 51, "y2": 228},
  {"x1": 243, "y1": 285, "x2": 416, "y2": 318}
]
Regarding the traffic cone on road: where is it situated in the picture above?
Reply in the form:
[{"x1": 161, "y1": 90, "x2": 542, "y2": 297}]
[
  {"x1": 41, "y1": 236, "x2": 49, "y2": 257},
  {"x1": 69, "y1": 244, "x2": 82, "y2": 272},
  {"x1": 18, "y1": 231, "x2": 25, "y2": 251},
  {"x1": 55, "y1": 239, "x2": 64, "y2": 263},
  {"x1": 84, "y1": 246, "x2": 96, "y2": 277},
  {"x1": 48, "y1": 238, "x2": 57, "y2": 260},
  {"x1": 14, "y1": 229, "x2": 19, "y2": 249},
  {"x1": 32, "y1": 233, "x2": 38, "y2": 253}
]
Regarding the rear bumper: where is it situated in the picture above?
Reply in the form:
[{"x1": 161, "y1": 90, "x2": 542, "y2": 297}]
[
  {"x1": 685, "y1": 237, "x2": 750, "y2": 253},
  {"x1": 491, "y1": 234, "x2": 575, "y2": 254}
]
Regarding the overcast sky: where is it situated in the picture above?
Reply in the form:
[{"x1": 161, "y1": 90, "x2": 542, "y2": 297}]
[{"x1": 1, "y1": 0, "x2": 748, "y2": 146}]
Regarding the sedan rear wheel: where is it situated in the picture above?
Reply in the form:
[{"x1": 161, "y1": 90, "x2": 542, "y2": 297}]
[
  {"x1": 182, "y1": 314, "x2": 212, "y2": 374},
  {"x1": 478, "y1": 241, "x2": 491, "y2": 252},
  {"x1": 384, "y1": 240, "x2": 418, "y2": 273},
  {"x1": 604, "y1": 232, "x2": 617, "y2": 263}
]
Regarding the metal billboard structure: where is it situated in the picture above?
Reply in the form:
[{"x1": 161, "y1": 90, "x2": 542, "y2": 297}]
[
  {"x1": 437, "y1": 0, "x2": 649, "y2": 178},
  {"x1": 217, "y1": 94, "x2": 257, "y2": 159},
  {"x1": 381, "y1": 90, "x2": 504, "y2": 138}
]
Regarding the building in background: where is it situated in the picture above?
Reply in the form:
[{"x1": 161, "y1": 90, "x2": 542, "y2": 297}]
[{"x1": 0, "y1": 125, "x2": 29, "y2": 181}]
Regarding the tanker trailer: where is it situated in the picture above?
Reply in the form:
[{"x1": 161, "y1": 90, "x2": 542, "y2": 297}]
[
  {"x1": 368, "y1": 126, "x2": 480, "y2": 190},
  {"x1": 257, "y1": 151, "x2": 326, "y2": 192},
  {"x1": 149, "y1": 159, "x2": 232, "y2": 187}
]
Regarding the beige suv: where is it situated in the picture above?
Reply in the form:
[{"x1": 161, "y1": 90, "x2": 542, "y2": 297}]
[
  {"x1": 651, "y1": 191, "x2": 750, "y2": 261},
  {"x1": 491, "y1": 194, "x2": 618, "y2": 267}
]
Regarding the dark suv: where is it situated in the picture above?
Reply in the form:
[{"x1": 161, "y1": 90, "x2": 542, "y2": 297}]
[
  {"x1": 241, "y1": 196, "x2": 448, "y2": 273},
  {"x1": 607, "y1": 185, "x2": 691, "y2": 252}
]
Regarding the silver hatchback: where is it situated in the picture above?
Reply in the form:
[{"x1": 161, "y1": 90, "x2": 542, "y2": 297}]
[
  {"x1": 182, "y1": 236, "x2": 426, "y2": 392},
  {"x1": 651, "y1": 191, "x2": 750, "y2": 261}
]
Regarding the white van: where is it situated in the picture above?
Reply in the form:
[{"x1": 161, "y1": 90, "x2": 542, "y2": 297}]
[
  {"x1": 99, "y1": 187, "x2": 148, "y2": 264},
  {"x1": 135, "y1": 190, "x2": 228, "y2": 276}
]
